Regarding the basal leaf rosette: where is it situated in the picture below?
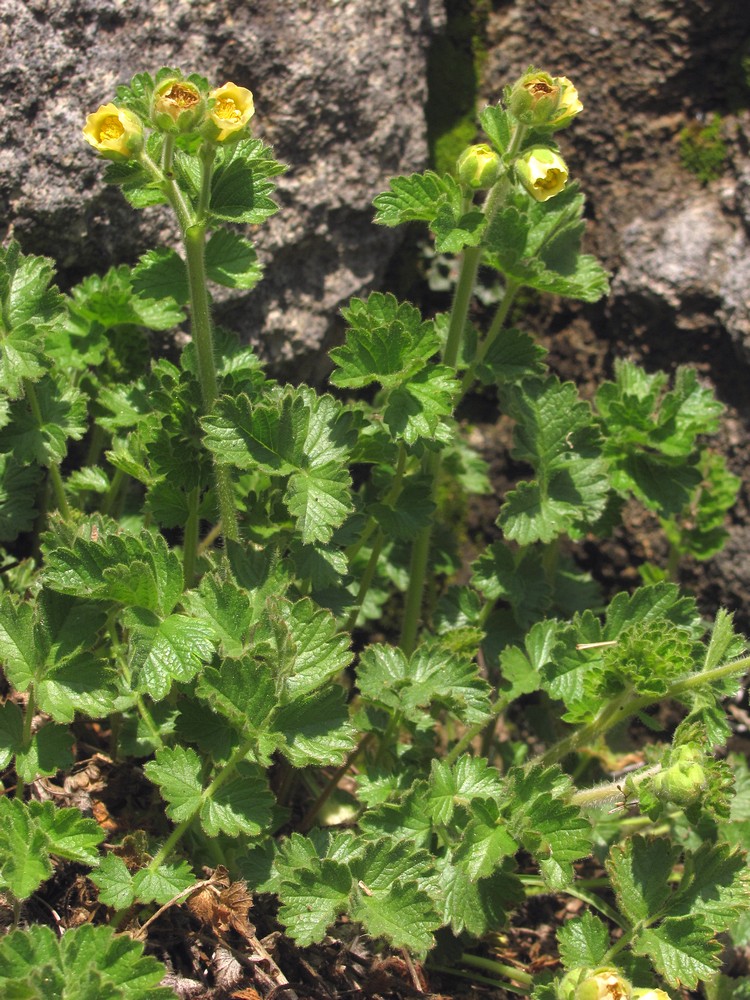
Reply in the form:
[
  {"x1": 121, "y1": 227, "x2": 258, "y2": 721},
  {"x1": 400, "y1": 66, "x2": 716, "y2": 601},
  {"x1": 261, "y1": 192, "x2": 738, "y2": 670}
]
[
  {"x1": 82, "y1": 104, "x2": 143, "y2": 160},
  {"x1": 207, "y1": 83, "x2": 255, "y2": 141}
]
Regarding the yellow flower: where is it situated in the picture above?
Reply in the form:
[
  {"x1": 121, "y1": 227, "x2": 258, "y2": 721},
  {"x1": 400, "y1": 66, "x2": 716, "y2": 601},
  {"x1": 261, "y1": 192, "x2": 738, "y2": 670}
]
[
  {"x1": 208, "y1": 83, "x2": 255, "y2": 141},
  {"x1": 515, "y1": 147, "x2": 569, "y2": 202},
  {"x1": 154, "y1": 79, "x2": 203, "y2": 122},
  {"x1": 82, "y1": 104, "x2": 143, "y2": 159},
  {"x1": 632, "y1": 991, "x2": 670, "y2": 1000},
  {"x1": 509, "y1": 69, "x2": 561, "y2": 125},
  {"x1": 551, "y1": 76, "x2": 583, "y2": 128},
  {"x1": 575, "y1": 969, "x2": 632, "y2": 1000},
  {"x1": 456, "y1": 143, "x2": 502, "y2": 190}
]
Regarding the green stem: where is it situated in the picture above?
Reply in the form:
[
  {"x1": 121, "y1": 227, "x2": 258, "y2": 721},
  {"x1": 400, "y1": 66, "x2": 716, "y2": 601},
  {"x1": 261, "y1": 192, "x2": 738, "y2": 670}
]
[
  {"x1": 101, "y1": 467, "x2": 125, "y2": 517},
  {"x1": 23, "y1": 380, "x2": 71, "y2": 519},
  {"x1": 345, "y1": 531, "x2": 384, "y2": 633},
  {"x1": 15, "y1": 688, "x2": 36, "y2": 800},
  {"x1": 182, "y1": 486, "x2": 201, "y2": 587},
  {"x1": 149, "y1": 737, "x2": 255, "y2": 872},
  {"x1": 540, "y1": 653, "x2": 750, "y2": 766},
  {"x1": 460, "y1": 278, "x2": 520, "y2": 396},
  {"x1": 182, "y1": 224, "x2": 239, "y2": 543},
  {"x1": 444, "y1": 694, "x2": 509, "y2": 766},
  {"x1": 570, "y1": 764, "x2": 661, "y2": 809},
  {"x1": 460, "y1": 952, "x2": 533, "y2": 987},
  {"x1": 428, "y1": 963, "x2": 529, "y2": 995},
  {"x1": 399, "y1": 451, "x2": 439, "y2": 656}
]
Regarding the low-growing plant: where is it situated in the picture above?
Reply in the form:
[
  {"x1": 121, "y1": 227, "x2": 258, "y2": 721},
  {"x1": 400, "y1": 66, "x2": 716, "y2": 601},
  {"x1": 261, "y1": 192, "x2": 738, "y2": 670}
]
[
  {"x1": 679, "y1": 113, "x2": 727, "y2": 184},
  {"x1": 0, "y1": 64, "x2": 747, "y2": 999}
]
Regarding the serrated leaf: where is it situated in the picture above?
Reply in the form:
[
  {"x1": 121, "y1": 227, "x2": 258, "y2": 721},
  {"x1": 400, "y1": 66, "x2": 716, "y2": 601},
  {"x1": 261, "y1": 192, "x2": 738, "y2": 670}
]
[
  {"x1": 453, "y1": 801, "x2": 518, "y2": 880},
  {"x1": 15, "y1": 722, "x2": 73, "y2": 782},
  {"x1": 383, "y1": 364, "x2": 457, "y2": 444},
  {"x1": 0, "y1": 923, "x2": 174, "y2": 998},
  {"x1": 202, "y1": 387, "x2": 354, "y2": 544},
  {"x1": 557, "y1": 911, "x2": 612, "y2": 969},
  {"x1": 30, "y1": 800, "x2": 105, "y2": 865},
  {"x1": 90, "y1": 855, "x2": 136, "y2": 910},
  {"x1": 371, "y1": 475, "x2": 436, "y2": 540},
  {"x1": 0, "y1": 376, "x2": 86, "y2": 465},
  {"x1": 432, "y1": 204, "x2": 486, "y2": 253},
  {"x1": 144, "y1": 745, "x2": 203, "y2": 822},
  {"x1": 199, "y1": 762, "x2": 274, "y2": 837},
  {"x1": 205, "y1": 228, "x2": 263, "y2": 290},
  {"x1": 498, "y1": 376, "x2": 609, "y2": 544},
  {"x1": 427, "y1": 756, "x2": 504, "y2": 826},
  {"x1": 126, "y1": 608, "x2": 216, "y2": 701},
  {"x1": 208, "y1": 137, "x2": 283, "y2": 225},
  {"x1": 607, "y1": 835, "x2": 678, "y2": 924},
  {"x1": 0, "y1": 454, "x2": 41, "y2": 540},
  {"x1": 0, "y1": 700, "x2": 22, "y2": 769},
  {"x1": 480, "y1": 105, "x2": 512, "y2": 153},
  {"x1": 275, "y1": 685, "x2": 356, "y2": 767},
  {"x1": 476, "y1": 327, "x2": 548, "y2": 385},
  {"x1": 69, "y1": 264, "x2": 184, "y2": 330},
  {"x1": 668, "y1": 842, "x2": 750, "y2": 931},
  {"x1": 635, "y1": 915, "x2": 721, "y2": 988},
  {"x1": 351, "y1": 878, "x2": 440, "y2": 957},
  {"x1": 196, "y1": 656, "x2": 276, "y2": 733},
  {"x1": 373, "y1": 171, "x2": 459, "y2": 227},
  {"x1": 278, "y1": 859, "x2": 352, "y2": 946},
  {"x1": 131, "y1": 248, "x2": 189, "y2": 306},
  {"x1": 0, "y1": 797, "x2": 52, "y2": 900},
  {"x1": 131, "y1": 860, "x2": 196, "y2": 906}
]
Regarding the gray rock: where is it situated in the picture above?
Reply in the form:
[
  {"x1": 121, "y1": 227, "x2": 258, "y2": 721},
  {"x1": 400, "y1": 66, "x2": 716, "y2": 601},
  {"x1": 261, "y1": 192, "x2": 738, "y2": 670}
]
[{"x1": 0, "y1": 0, "x2": 444, "y2": 376}]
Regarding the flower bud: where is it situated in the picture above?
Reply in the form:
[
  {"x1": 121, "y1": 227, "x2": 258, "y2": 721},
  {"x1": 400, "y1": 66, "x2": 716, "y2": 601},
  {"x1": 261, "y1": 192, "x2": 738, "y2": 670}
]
[
  {"x1": 82, "y1": 104, "x2": 143, "y2": 160},
  {"x1": 632, "y1": 990, "x2": 670, "y2": 1000},
  {"x1": 653, "y1": 747, "x2": 707, "y2": 807},
  {"x1": 152, "y1": 78, "x2": 205, "y2": 133},
  {"x1": 550, "y1": 77, "x2": 583, "y2": 129},
  {"x1": 206, "y1": 82, "x2": 255, "y2": 141},
  {"x1": 508, "y1": 70, "x2": 561, "y2": 126},
  {"x1": 559, "y1": 968, "x2": 633, "y2": 1000},
  {"x1": 515, "y1": 147, "x2": 569, "y2": 202},
  {"x1": 456, "y1": 143, "x2": 503, "y2": 190}
]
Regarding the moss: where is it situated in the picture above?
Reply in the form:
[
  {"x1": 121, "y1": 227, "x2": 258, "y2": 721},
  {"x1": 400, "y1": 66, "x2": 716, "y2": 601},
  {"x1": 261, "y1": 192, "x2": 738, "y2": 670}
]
[
  {"x1": 679, "y1": 114, "x2": 727, "y2": 184},
  {"x1": 426, "y1": 0, "x2": 491, "y2": 174}
]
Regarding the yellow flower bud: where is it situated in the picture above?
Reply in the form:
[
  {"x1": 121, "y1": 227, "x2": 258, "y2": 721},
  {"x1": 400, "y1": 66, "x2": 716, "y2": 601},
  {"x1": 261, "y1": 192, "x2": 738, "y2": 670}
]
[
  {"x1": 456, "y1": 143, "x2": 502, "y2": 190},
  {"x1": 575, "y1": 969, "x2": 632, "y2": 1000},
  {"x1": 551, "y1": 77, "x2": 583, "y2": 128},
  {"x1": 82, "y1": 104, "x2": 143, "y2": 159},
  {"x1": 208, "y1": 82, "x2": 255, "y2": 141},
  {"x1": 509, "y1": 70, "x2": 561, "y2": 125},
  {"x1": 515, "y1": 147, "x2": 569, "y2": 202},
  {"x1": 152, "y1": 78, "x2": 205, "y2": 132}
]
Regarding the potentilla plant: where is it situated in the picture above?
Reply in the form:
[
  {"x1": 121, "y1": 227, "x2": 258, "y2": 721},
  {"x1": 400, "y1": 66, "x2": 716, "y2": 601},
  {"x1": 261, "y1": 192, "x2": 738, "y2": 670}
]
[{"x1": 0, "y1": 64, "x2": 747, "y2": 999}]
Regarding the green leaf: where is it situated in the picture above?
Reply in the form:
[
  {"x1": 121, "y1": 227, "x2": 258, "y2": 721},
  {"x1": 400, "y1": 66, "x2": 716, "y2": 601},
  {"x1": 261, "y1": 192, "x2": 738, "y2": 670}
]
[
  {"x1": 208, "y1": 137, "x2": 284, "y2": 225},
  {"x1": 199, "y1": 762, "x2": 274, "y2": 837},
  {"x1": 476, "y1": 327, "x2": 548, "y2": 386},
  {"x1": 0, "y1": 376, "x2": 86, "y2": 465},
  {"x1": 634, "y1": 916, "x2": 722, "y2": 989},
  {"x1": 372, "y1": 475, "x2": 436, "y2": 540},
  {"x1": 196, "y1": 656, "x2": 276, "y2": 735},
  {"x1": 667, "y1": 842, "x2": 750, "y2": 932},
  {"x1": 383, "y1": 364, "x2": 457, "y2": 445},
  {"x1": 484, "y1": 186, "x2": 610, "y2": 302},
  {"x1": 15, "y1": 723, "x2": 73, "y2": 782},
  {"x1": 144, "y1": 745, "x2": 203, "y2": 822},
  {"x1": 0, "y1": 242, "x2": 63, "y2": 398},
  {"x1": 90, "y1": 855, "x2": 136, "y2": 910},
  {"x1": 498, "y1": 376, "x2": 609, "y2": 544},
  {"x1": 357, "y1": 642, "x2": 492, "y2": 729},
  {"x1": 330, "y1": 293, "x2": 438, "y2": 389},
  {"x1": 278, "y1": 859, "x2": 352, "y2": 946},
  {"x1": 202, "y1": 387, "x2": 354, "y2": 544},
  {"x1": 131, "y1": 861, "x2": 196, "y2": 906},
  {"x1": 30, "y1": 800, "x2": 105, "y2": 866},
  {"x1": 607, "y1": 835, "x2": 678, "y2": 924},
  {"x1": 0, "y1": 923, "x2": 174, "y2": 998},
  {"x1": 351, "y1": 878, "x2": 440, "y2": 957},
  {"x1": 68, "y1": 265, "x2": 184, "y2": 331},
  {"x1": 452, "y1": 802, "x2": 518, "y2": 880},
  {"x1": 0, "y1": 454, "x2": 41, "y2": 541},
  {"x1": 480, "y1": 105, "x2": 512, "y2": 153},
  {"x1": 205, "y1": 229, "x2": 263, "y2": 290},
  {"x1": 427, "y1": 756, "x2": 504, "y2": 826},
  {"x1": 432, "y1": 204, "x2": 486, "y2": 254},
  {"x1": 0, "y1": 798, "x2": 52, "y2": 900},
  {"x1": 472, "y1": 542, "x2": 551, "y2": 628},
  {"x1": 182, "y1": 574, "x2": 254, "y2": 658},
  {"x1": 275, "y1": 686, "x2": 356, "y2": 767},
  {"x1": 502, "y1": 764, "x2": 592, "y2": 890},
  {"x1": 125, "y1": 608, "x2": 215, "y2": 701},
  {"x1": 373, "y1": 171, "x2": 460, "y2": 227},
  {"x1": 0, "y1": 701, "x2": 22, "y2": 769},
  {"x1": 131, "y1": 248, "x2": 189, "y2": 306},
  {"x1": 557, "y1": 911, "x2": 612, "y2": 969}
]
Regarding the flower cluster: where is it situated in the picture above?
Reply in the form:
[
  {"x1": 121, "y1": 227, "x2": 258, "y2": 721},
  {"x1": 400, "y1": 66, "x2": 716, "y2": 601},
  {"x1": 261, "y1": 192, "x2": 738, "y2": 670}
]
[
  {"x1": 454, "y1": 68, "x2": 581, "y2": 205},
  {"x1": 83, "y1": 74, "x2": 254, "y2": 160}
]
